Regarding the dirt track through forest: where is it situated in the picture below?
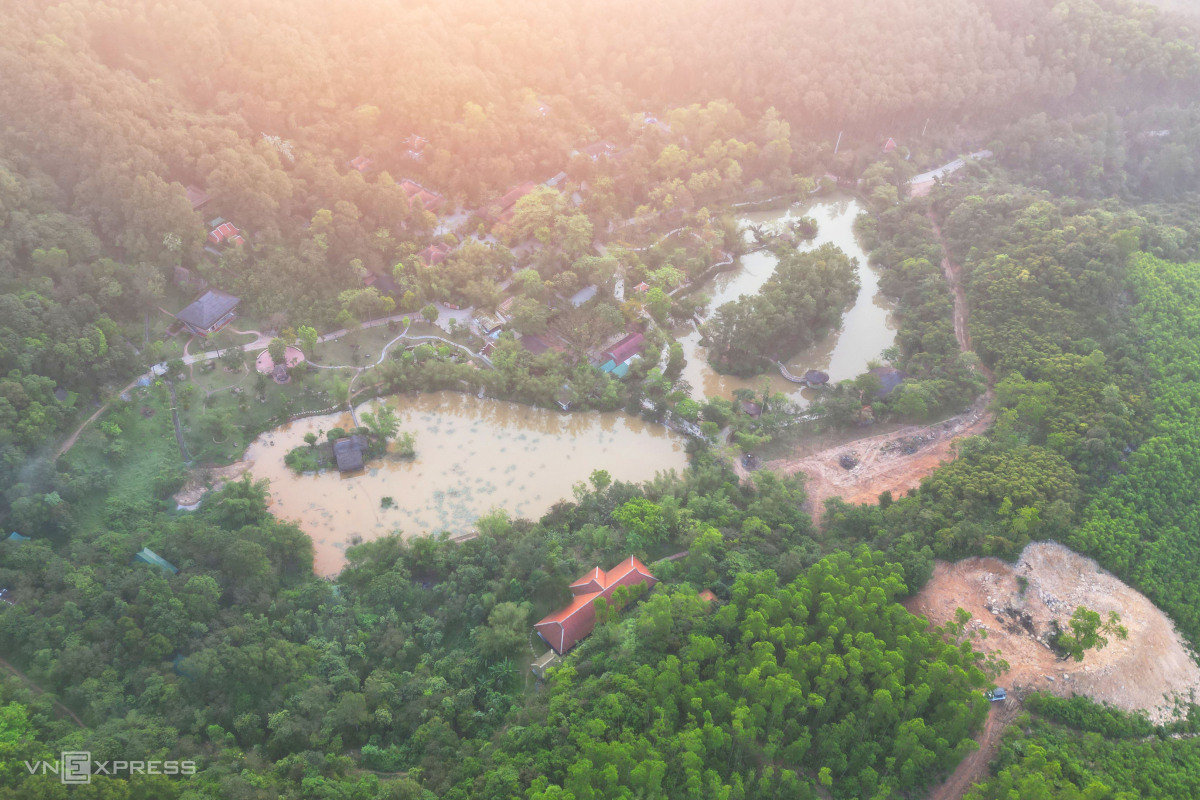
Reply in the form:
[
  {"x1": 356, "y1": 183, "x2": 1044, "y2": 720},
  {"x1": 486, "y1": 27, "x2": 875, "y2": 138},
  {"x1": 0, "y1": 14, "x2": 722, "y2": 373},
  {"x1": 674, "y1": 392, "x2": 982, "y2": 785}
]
[{"x1": 926, "y1": 701, "x2": 1021, "y2": 800}]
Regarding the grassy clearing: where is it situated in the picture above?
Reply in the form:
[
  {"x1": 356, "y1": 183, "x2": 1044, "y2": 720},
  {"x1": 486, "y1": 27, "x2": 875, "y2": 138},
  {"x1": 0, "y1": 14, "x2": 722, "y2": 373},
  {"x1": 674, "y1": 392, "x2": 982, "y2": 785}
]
[
  {"x1": 312, "y1": 321, "x2": 410, "y2": 367},
  {"x1": 177, "y1": 362, "x2": 357, "y2": 463},
  {"x1": 66, "y1": 384, "x2": 181, "y2": 532}
]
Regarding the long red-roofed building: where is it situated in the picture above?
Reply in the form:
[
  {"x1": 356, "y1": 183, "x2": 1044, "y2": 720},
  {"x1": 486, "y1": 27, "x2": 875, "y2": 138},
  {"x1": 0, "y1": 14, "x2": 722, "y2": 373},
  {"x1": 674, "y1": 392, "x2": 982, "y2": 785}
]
[
  {"x1": 400, "y1": 179, "x2": 446, "y2": 213},
  {"x1": 534, "y1": 557, "x2": 658, "y2": 654},
  {"x1": 484, "y1": 181, "x2": 537, "y2": 224},
  {"x1": 603, "y1": 332, "x2": 645, "y2": 365}
]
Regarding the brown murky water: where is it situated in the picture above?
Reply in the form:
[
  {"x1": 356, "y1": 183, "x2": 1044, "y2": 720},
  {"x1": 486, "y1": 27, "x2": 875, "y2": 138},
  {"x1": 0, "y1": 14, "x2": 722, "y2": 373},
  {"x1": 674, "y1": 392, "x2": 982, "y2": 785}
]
[
  {"x1": 245, "y1": 392, "x2": 688, "y2": 576},
  {"x1": 679, "y1": 197, "x2": 897, "y2": 403}
]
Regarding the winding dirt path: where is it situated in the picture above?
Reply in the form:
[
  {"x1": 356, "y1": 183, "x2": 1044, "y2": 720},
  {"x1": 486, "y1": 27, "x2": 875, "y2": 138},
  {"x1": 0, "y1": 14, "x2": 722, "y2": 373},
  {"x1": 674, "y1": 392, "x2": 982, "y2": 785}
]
[{"x1": 53, "y1": 375, "x2": 142, "y2": 459}]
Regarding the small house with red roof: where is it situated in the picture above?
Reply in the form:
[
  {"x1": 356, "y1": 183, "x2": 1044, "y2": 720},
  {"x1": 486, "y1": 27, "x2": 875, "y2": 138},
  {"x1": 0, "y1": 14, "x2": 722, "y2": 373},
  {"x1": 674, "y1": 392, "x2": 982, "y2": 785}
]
[
  {"x1": 882, "y1": 137, "x2": 898, "y2": 153},
  {"x1": 603, "y1": 332, "x2": 645, "y2": 365},
  {"x1": 484, "y1": 181, "x2": 537, "y2": 224},
  {"x1": 349, "y1": 155, "x2": 374, "y2": 173},
  {"x1": 400, "y1": 179, "x2": 446, "y2": 213},
  {"x1": 534, "y1": 556, "x2": 658, "y2": 654},
  {"x1": 418, "y1": 242, "x2": 451, "y2": 266},
  {"x1": 208, "y1": 221, "x2": 244, "y2": 247}
]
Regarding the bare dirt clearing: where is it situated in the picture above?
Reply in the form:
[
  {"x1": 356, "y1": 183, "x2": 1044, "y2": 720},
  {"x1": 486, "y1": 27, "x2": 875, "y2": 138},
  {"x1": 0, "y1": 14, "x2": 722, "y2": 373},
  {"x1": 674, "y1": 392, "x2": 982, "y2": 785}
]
[
  {"x1": 749, "y1": 392, "x2": 992, "y2": 517},
  {"x1": 173, "y1": 460, "x2": 253, "y2": 507},
  {"x1": 908, "y1": 541, "x2": 1200, "y2": 724}
]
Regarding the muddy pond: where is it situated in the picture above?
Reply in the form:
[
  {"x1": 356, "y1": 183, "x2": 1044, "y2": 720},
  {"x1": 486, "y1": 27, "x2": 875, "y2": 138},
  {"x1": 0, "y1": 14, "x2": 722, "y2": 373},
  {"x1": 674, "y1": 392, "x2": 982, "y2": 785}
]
[
  {"x1": 677, "y1": 196, "x2": 898, "y2": 403},
  {"x1": 245, "y1": 392, "x2": 688, "y2": 576}
]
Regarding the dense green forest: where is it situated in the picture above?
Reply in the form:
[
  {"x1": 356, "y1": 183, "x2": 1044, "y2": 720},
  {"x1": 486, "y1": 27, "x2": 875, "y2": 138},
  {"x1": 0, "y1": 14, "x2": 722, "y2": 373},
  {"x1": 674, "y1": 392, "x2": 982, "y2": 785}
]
[{"x1": 5, "y1": 0, "x2": 1200, "y2": 798}]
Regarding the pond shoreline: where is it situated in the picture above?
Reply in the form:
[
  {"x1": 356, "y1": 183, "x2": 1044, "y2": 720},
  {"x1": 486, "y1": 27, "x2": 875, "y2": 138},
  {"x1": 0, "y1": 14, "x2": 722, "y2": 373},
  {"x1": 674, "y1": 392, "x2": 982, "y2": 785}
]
[
  {"x1": 678, "y1": 195, "x2": 898, "y2": 403},
  {"x1": 243, "y1": 392, "x2": 690, "y2": 576}
]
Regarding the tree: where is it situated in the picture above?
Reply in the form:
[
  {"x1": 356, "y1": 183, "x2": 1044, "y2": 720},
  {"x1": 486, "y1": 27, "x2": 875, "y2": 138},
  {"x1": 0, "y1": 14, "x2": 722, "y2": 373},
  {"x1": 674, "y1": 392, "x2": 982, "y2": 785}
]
[
  {"x1": 298, "y1": 325, "x2": 319, "y2": 357},
  {"x1": 509, "y1": 297, "x2": 552, "y2": 336},
  {"x1": 267, "y1": 337, "x2": 287, "y2": 367},
  {"x1": 339, "y1": 287, "x2": 395, "y2": 323},
  {"x1": 1056, "y1": 607, "x2": 1128, "y2": 661},
  {"x1": 422, "y1": 304, "x2": 439, "y2": 324},
  {"x1": 475, "y1": 602, "x2": 531, "y2": 660},
  {"x1": 361, "y1": 405, "x2": 400, "y2": 442},
  {"x1": 645, "y1": 287, "x2": 671, "y2": 324},
  {"x1": 512, "y1": 267, "x2": 546, "y2": 298},
  {"x1": 220, "y1": 346, "x2": 244, "y2": 370},
  {"x1": 209, "y1": 475, "x2": 270, "y2": 529}
]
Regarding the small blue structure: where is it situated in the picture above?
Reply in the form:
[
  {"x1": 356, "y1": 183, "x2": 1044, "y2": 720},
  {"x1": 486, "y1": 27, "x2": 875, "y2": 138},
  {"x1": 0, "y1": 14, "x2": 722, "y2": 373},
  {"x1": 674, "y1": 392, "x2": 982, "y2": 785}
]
[
  {"x1": 133, "y1": 547, "x2": 179, "y2": 575},
  {"x1": 611, "y1": 362, "x2": 631, "y2": 378},
  {"x1": 987, "y1": 688, "x2": 1007, "y2": 702},
  {"x1": 599, "y1": 359, "x2": 617, "y2": 373},
  {"x1": 7, "y1": 532, "x2": 29, "y2": 543}
]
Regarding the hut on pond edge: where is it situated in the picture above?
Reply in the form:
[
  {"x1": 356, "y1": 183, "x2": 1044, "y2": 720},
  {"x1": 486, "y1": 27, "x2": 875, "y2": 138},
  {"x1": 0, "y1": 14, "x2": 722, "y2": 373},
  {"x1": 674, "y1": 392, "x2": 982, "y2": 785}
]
[
  {"x1": 802, "y1": 369, "x2": 830, "y2": 387},
  {"x1": 333, "y1": 435, "x2": 369, "y2": 473}
]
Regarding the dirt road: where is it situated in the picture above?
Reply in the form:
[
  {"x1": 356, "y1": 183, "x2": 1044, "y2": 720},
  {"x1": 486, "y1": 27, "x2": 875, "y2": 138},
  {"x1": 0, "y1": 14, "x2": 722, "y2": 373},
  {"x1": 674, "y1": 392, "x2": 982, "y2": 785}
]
[
  {"x1": 750, "y1": 392, "x2": 992, "y2": 516},
  {"x1": 926, "y1": 701, "x2": 1020, "y2": 800}
]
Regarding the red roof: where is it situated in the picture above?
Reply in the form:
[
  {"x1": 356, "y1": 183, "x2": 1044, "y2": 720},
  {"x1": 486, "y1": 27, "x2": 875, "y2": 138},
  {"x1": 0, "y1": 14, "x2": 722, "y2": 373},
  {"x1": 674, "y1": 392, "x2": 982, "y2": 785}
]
[
  {"x1": 207, "y1": 222, "x2": 241, "y2": 245},
  {"x1": 487, "y1": 181, "x2": 537, "y2": 223},
  {"x1": 570, "y1": 567, "x2": 605, "y2": 595},
  {"x1": 883, "y1": 137, "x2": 898, "y2": 153},
  {"x1": 604, "y1": 332, "x2": 645, "y2": 365},
  {"x1": 535, "y1": 557, "x2": 657, "y2": 654},
  {"x1": 350, "y1": 155, "x2": 373, "y2": 173},
  {"x1": 419, "y1": 242, "x2": 450, "y2": 266},
  {"x1": 633, "y1": 282, "x2": 650, "y2": 293},
  {"x1": 400, "y1": 180, "x2": 446, "y2": 213}
]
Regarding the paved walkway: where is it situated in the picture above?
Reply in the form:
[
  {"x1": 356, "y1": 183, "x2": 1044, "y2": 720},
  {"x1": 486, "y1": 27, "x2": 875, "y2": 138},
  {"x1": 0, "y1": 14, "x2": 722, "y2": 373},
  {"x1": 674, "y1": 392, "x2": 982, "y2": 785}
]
[
  {"x1": 910, "y1": 149, "x2": 993, "y2": 186},
  {"x1": 56, "y1": 310, "x2": 485, "y2": 459}
]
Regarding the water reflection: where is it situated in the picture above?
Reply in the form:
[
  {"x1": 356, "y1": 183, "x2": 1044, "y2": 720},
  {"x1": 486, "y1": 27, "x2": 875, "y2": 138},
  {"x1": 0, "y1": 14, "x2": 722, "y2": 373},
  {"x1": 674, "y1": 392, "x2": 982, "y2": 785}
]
[
  {"x1": 245, "y1": 392, "x2": 688, "y2": 576},
  {"x1": 678, "y1": 197, "x2": 897, "y2": 403}
]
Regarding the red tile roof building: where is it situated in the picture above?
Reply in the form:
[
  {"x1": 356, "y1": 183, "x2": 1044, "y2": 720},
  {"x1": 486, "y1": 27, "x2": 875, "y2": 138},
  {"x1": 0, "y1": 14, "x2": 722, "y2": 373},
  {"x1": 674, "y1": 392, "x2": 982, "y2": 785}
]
[
  {"x1": 534, "y1": 557, "x2": 658, "y2": 654},
  {"x1": 418, "y1": 242, "x2": 451, "y2": 266},
  {"x1": 400, "y1": 179, "x2": 446, "y2": 213},
  {"x1": 603, "y1": 332, "x2": 645, "y2": 365},
  {"x1": 208, "y1": 222, "x2": 244, "y2": 246},
  {"x1": 883, "y1": 137, "x2": 898, "y2": 153},
  {"x1": 485, "y1": 181, "x2": 537, "y2": 224},
  {"x1": 185, "y1": 185, "x2": 210, "y2": 211}
]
